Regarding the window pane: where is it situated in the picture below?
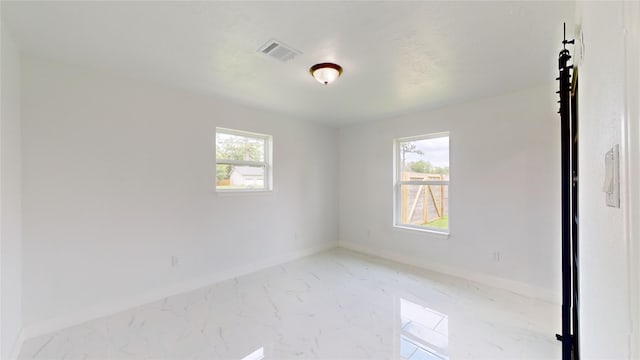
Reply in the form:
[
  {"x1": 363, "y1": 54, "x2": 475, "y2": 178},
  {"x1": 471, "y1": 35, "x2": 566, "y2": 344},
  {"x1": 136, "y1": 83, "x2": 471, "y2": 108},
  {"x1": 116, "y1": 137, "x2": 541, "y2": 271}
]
[
  {"x1": 216, "y1": 132, "x2": 265, "y2": 162},
  {"x1": 216, "y1": 165, "x2": 265, "y2": 189},
  {"x1": 399, "y1": 136, "x2": 449, "y2": 181},
  {"x1": 399, "y1": 184, "x2": 449, "y2": 230}
]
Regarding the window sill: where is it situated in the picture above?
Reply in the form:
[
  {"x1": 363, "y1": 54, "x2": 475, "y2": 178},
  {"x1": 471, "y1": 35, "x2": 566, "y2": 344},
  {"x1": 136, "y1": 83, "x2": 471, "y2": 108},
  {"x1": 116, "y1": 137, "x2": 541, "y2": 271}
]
[
  {"x1": 392, "y1": 225, "x2": 450, "y2": 238},
  {"x1": 215, "y1": 189, "x2": 273, "y2": 196}
]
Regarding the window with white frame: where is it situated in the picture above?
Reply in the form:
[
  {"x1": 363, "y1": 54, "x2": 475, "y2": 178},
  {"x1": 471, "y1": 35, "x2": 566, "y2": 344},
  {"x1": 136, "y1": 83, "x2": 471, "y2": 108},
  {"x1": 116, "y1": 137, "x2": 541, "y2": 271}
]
[
  {"x1": 394, "y1": 133, "x2": 449, "y2": 233},
  {"x1": 216, "y1": 128, "x2": 272, "y2": 192}
]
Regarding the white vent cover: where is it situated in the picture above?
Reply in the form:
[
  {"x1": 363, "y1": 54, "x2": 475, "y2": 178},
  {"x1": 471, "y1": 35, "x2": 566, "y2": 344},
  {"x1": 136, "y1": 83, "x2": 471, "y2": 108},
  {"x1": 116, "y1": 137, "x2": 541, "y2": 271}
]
[{"x1": 258, "y1": 39, "x2": 301, "y2": 62}]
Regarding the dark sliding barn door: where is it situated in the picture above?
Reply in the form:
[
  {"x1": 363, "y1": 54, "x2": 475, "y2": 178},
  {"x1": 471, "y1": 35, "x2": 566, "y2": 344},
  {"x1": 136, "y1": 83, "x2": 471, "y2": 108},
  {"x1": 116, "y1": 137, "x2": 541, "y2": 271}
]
[{"x1": 556, "y1": 26, "x2": 579, "y2": 360}]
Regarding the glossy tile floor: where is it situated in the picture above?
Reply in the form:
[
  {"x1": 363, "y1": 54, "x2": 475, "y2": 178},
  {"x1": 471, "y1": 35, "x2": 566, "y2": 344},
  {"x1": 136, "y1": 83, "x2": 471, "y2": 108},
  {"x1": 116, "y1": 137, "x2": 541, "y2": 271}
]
[{"x1": 19, "y1": 249, "x2": 560, "y2": 359}]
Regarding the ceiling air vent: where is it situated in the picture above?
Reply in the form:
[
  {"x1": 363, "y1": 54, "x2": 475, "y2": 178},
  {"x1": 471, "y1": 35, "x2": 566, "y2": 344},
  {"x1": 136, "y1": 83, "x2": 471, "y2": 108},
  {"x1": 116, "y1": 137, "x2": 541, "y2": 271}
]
[{"x1": 258, "y1": 39, "x2": 301, "y2": 62}]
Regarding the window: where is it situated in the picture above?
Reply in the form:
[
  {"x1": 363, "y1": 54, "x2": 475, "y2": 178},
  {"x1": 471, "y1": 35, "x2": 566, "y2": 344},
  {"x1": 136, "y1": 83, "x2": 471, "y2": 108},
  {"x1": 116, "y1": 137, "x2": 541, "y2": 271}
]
[
  {"x1": 216, "y1": 128, "x2": 272, "y2": 192},
  {"x1": 394, "y1": 133, "x2": 449, "y2": 233}
]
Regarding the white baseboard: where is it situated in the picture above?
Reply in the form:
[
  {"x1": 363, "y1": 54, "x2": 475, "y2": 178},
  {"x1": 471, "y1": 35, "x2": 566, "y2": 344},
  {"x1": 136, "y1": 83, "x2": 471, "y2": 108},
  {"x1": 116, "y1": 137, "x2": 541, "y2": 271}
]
[
  {"x1": 339, "y1": 241, "x2": 560, "y2": 304},
  {"x1": 7, "y1": 328, "x2": 25, "y2": 360},
  {"x1": 22, "y1": 240, "x2": 556, "y2": 344},
  {"x1": 23, "y1": 241, "x2": 338, "y2": 340}
]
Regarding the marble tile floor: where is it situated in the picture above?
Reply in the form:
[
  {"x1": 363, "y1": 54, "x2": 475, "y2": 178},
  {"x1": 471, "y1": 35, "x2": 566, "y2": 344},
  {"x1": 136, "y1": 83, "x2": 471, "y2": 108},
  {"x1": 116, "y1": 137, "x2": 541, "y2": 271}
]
[{"x1": 19, "y1": 248, "x2": 561, "y2": 359}]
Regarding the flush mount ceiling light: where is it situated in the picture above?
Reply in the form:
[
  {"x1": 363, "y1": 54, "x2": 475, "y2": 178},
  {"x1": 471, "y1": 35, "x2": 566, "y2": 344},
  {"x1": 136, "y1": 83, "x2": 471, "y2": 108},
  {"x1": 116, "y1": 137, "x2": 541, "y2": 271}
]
[{"x1": 309, "y1": 62, "x2": 343, "y2": 85}]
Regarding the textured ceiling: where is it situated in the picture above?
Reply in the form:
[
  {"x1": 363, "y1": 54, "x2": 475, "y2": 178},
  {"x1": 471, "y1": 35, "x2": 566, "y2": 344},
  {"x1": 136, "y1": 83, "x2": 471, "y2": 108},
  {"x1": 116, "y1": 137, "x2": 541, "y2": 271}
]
[{"x1": 1, "y1": 1, "x2": 575, "y2": 126}]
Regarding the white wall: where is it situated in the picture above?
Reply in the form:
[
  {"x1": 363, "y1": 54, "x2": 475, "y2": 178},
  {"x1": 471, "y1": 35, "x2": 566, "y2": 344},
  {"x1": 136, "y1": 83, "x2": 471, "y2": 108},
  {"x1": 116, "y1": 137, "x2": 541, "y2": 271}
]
[
  {"x1": 575, "y1": 1, "x2": 640, "y2": 358},
  {"x1": 631, "y1": 3, "x2": 640, "y2": 354},
  {"x1": 1, "y1": 23, "x2": 23, "y2": 359},
  {"x1": 627, "y1": 2, "x2": 640, "y2": 356},
  {"x1": 338, "y1": 84, "x2": 561, "y2": 301},
  {"x1": 21, "y1": 55, "x2": 338, "y2": 335}
]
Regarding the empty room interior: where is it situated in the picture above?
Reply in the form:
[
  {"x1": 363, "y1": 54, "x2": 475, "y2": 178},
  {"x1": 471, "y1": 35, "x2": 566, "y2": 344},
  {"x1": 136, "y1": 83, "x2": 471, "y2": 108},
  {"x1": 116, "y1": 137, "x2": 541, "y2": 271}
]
[{"x1": 1, "y1": 1, "x2": 639, "y2": 359}]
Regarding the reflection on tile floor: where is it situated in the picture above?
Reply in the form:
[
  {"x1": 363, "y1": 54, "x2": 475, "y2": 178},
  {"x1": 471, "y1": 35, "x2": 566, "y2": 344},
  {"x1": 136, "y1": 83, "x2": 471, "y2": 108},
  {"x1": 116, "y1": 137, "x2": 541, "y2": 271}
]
[
  {"x1": 400, "y1": 299, "x2": 448, "y2": 359},
  {"x1": 19, "y1": 248, "x2": 560, "y2": 359}
]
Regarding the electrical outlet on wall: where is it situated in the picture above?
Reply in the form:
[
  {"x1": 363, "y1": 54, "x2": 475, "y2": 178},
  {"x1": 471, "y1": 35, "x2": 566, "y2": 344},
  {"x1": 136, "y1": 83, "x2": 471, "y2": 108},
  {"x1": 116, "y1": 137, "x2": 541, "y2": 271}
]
[
  {"x1": 492, "y1": 251, "x2": 501, "y2": 262},
  {"x1": 171, "y1": 255, "x2": 179, "y2": 267}
]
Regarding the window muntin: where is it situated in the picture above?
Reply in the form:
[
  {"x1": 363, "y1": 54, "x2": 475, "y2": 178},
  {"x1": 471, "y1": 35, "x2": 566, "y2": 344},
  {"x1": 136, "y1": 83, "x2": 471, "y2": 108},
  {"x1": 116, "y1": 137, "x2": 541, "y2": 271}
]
[
  {"x1": 395, "y1": 133, "x2": 449, "y2": 233},
  {"x1": 216, "y1": 128, "x2": 272, "y2": 191}
]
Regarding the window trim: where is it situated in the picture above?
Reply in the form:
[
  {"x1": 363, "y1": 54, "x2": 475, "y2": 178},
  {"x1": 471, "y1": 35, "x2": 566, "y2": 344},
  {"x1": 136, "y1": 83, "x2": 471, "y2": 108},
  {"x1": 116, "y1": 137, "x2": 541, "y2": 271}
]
[
  {"x1": 215, "y1": 127, "x2": 273, "y2": 193},
  {"x1": 393, "y1": 132, "x2": 450, "y2": 234}
]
